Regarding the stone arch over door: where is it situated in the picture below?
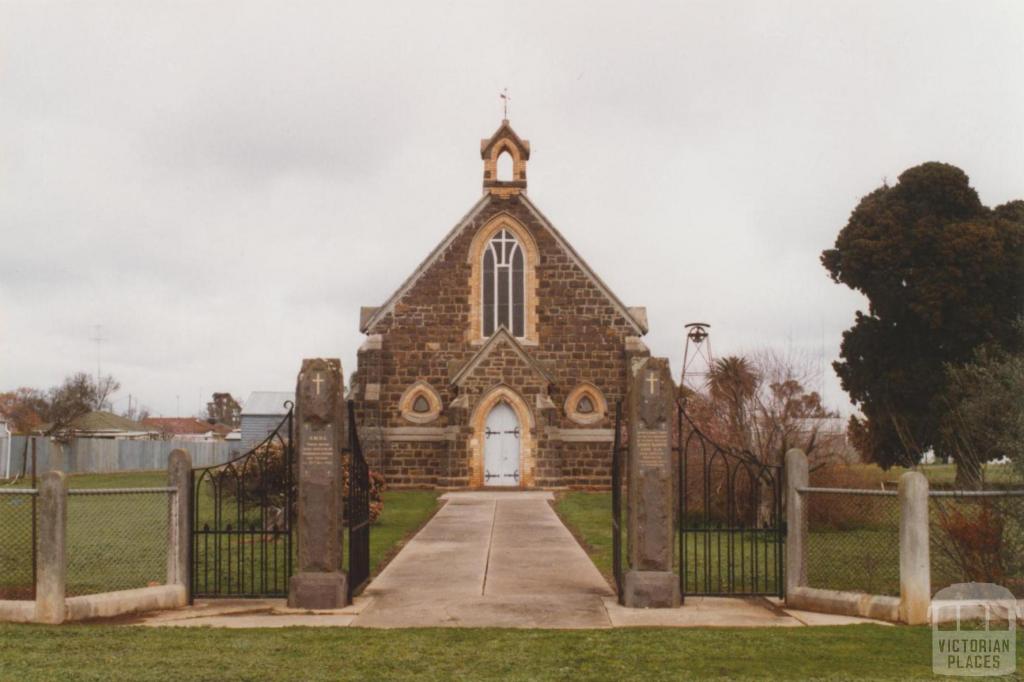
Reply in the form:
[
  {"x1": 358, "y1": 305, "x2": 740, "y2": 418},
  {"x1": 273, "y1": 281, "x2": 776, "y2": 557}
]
[{"x1": 468, "y1": 385, "x2": 535, "y2": 488}]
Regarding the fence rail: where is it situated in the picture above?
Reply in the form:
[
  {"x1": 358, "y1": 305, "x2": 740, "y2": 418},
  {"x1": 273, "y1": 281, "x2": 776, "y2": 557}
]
[
  {"x1": 930, "y1": 489, "x2": 1024, "y2": 498},
  {"x1": 798, "y1": 486, "x2": 897, "y2": 497},
  {"x1": 68, "y1": 487, "x2": 177, "y2": 496}
]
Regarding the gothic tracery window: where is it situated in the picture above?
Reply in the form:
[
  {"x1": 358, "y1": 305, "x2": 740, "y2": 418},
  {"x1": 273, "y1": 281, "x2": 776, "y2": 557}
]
[{"x1": 482, "y1": 228, "x2": 525, "y2": 337}]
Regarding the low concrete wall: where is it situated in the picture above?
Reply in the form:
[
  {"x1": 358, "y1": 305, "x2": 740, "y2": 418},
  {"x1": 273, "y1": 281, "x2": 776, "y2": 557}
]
[
  {"x1": 65, "y1": 585, "x2": 186, "y2": 622},
  {"x1": 0, "y1": 600, "x2": 36, "y2": 623},
  {"x1": 1, "y1": 587, "x2": 186, "y2": 624},
  {"x1": 788, "y1": 586, "x2": 901, "y2": 622},
  {"x1": 930, "y1": 599, "x2": 1024, "y2": 624},
  {"x1": 0, "y1": 451, "x2": 194, "y2": 624},
  {"x1": 785, "y1": 451, "x2": 932, "y2": 624}
]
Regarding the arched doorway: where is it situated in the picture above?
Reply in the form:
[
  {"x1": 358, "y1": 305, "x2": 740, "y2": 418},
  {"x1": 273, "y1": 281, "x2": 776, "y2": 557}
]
[{"x1": 483, "y1": 402, "x2": 520, "y2": 486}]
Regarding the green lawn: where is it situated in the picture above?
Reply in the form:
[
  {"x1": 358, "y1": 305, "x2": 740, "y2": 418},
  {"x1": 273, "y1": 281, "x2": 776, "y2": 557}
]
[
  {"x1": 1, "y1": 623, "x2": 1017, "y2": 680},
  {"x1": 555, "y1": 492, "x2": 783, "y2": 595},
  {"x1": 551, "y1": 491, "x2": 616, "y2": 582},
  {"x1": 2, "y1": 471, "x2": 440, "y2": 599}
]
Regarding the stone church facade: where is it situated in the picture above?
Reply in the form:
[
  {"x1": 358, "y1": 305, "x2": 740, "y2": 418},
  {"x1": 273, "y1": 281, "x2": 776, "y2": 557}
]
[{"x1": 353, "y1": 120, "x2": 651, "y2": 489}]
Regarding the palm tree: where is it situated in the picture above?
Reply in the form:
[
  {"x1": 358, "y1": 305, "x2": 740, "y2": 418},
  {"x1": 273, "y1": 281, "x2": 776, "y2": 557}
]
[{"x1": 707, "y1": 356, "x2": 759, "y2": 452}]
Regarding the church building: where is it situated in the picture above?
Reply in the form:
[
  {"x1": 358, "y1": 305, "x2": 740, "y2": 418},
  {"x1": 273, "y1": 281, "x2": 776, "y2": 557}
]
[{"x1": 354, "y1": 120, "x2": 651, "y2": 489}]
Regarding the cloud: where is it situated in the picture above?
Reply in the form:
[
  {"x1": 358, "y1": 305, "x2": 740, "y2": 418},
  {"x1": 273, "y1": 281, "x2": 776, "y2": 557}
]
[{"x1": 1, "y1": 0, "x2": 1022, "y2": 417}]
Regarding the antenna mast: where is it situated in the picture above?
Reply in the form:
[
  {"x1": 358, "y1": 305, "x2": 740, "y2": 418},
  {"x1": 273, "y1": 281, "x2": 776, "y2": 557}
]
[{"x1": 90, "y1": 324, "x2": 106, "y2": 390}]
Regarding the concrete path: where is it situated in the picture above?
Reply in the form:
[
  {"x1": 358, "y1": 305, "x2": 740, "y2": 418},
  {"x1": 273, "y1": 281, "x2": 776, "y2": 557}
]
[
  {"x1": 131, "y1": 492, "x2": 890, "y2": 629},
  {"x1": 351, "y1": 491, "x2": 614, "y2": 628}
]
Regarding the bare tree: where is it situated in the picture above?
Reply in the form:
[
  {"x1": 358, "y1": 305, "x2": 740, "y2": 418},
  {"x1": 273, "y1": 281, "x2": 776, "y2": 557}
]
[
  {"x1": 695, "y1": 349, "x2": 848, "y2": 470},
  {"x1": 91, "y1": 374, "x2": 120, "y2": 411},
  {"x1": 44, "y1": 372, "x2": 120, "y2": 437}
]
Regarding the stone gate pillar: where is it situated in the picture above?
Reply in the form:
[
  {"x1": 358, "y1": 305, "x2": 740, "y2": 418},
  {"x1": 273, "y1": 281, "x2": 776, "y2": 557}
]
[
  {"x1": 288, "y1": 358, "x2": 348, "y2": 609},
  {"x1": 623, "y1": 356, "x2": 681, "y2": 608}
]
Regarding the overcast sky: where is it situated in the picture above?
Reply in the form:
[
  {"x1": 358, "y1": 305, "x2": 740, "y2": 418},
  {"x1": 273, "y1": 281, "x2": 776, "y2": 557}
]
[{"x1": 1, "y1": 1, "x2": 1022, "y2": 419}]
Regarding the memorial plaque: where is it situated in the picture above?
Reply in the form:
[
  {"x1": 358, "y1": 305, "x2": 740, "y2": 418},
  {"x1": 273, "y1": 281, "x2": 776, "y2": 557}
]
[
  {"x1": 636, "y1": 429, "x2": 669, "y2": 470},
  {"x1": 289, "y1": 358, "x2": 348, "y2": 609},
  {"x1": 623, "y1": 356, "x2": 680, "y2": 608}
]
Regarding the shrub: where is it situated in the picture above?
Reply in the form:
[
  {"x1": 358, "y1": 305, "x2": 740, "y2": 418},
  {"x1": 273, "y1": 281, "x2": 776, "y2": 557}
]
[
  {"x1": 215, "y1": 439, "x2": 387, "y2": 525},
  {"x1": 932, "y1": 498, "x2": 1024, "y2": 596}
]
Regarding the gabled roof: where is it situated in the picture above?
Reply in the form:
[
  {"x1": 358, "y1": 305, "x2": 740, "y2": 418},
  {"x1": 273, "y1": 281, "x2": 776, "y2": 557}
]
[
  {"x1": 361, "y1": 193, "x2": 647, "y2": 335},
  {"x1": 450, "y1": 328, "x2": 555, "y2": 387},
  {"x1": 480, "y1": 119, "x2": 531, "y2": 160},
  {"x1": 142, "y1": 418, "x2": 232, "y2": 436},
  {"x1": 42, "y1": 411, "x2": 157, "y2": 436},
  {"x1": 361, "y1": 194, "x2": 493, "y2": 333},
  {"x1": 518, "y1": 195, "x2": 647, "y2": 334}
]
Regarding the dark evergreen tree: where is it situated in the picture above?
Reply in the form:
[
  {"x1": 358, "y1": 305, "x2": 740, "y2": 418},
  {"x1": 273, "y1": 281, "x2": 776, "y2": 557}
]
[{"x1": 822, "y1": 163, "x2": 1023, "y2": 485}]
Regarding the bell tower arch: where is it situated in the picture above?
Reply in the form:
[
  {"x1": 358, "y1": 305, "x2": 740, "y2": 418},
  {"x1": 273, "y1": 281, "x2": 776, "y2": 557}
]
[{"x1": 481, "y1": 120, "x2": 530, "y2": 197}]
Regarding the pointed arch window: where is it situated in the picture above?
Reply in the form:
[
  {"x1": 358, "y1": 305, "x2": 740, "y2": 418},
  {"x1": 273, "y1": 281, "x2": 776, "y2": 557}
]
[{"x1": 482, "y1": 229, "x2": 525, "y2": 337}]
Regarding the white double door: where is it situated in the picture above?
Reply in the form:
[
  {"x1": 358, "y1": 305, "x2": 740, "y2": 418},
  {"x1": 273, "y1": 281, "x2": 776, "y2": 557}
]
[{"x1": 484, "y1": 402, "x2": 520, "y2": 487}]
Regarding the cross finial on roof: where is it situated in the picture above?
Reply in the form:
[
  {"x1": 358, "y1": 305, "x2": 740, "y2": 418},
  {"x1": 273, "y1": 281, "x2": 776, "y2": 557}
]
[{"x1": 500, "y1": 88, "x2": 510, "y2": 121}]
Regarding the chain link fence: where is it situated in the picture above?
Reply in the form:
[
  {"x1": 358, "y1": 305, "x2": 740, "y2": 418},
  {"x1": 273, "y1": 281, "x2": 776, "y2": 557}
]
[
  {"x1": 0, "y1": 488, "x2": 36, "y2": 600},
  {"x1": 66, "y1": 488, "x2": 174, "y2": 597},
  {"x1": 803, "y1": 489, "x2": 901, "y2": 596},
  {"x1": 930, "y1": 491, "x2": 1024, "y2": 598}
]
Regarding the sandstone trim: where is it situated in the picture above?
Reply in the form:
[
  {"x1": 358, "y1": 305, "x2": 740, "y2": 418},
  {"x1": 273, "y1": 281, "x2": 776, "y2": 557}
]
[{"x1": 451, "y1": 328, "x2": 553, "y2": 388}]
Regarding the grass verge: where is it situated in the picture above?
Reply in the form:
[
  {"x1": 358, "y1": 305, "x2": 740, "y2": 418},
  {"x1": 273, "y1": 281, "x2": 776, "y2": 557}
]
[{"x1": 0, "y1": 623, "x2": 1014, "y2": 680}]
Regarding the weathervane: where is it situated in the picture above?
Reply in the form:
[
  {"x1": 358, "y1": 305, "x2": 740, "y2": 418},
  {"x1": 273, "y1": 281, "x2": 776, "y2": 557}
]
[{"x1": 500, "y1": 88, "x2": 511, "y2": 120}]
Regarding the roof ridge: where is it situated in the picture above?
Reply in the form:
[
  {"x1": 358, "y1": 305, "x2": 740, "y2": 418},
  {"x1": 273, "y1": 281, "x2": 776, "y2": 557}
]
[
  {"x1": 518, "y1": 194, "x2": 646, "y2": 335},
  {"x1": 361, "y1": 194, "x2": 493, "y2": 333}
]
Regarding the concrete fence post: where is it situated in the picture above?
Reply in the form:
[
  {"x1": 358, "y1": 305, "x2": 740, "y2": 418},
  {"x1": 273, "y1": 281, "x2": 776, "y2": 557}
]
[
  {"x1": 167, "y1": 449, "x2": 192, "y2": 601},
  {"x1": 899, "y1": 471, "x2": 930, "y2": 624},
  {"x1": 35, "y1": 471, "x2": 67, "y2": 624},
  {"x1": 785, "y1": 449, "x2": 808, "y2": 599}
]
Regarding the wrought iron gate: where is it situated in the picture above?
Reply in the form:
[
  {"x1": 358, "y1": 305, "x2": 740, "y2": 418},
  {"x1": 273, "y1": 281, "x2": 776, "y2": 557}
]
[
  {"x1": 346, "y1": 400, "x2": 371, "y2": 600},
  {"x1": 676, "y1": 407, "x2": 785, "y2": 600},
  {"x1": 611, "y1": 401, "x2": 624, "y2": 604},
  {"x1": 191, "y1": 405, "x2": 294, "y2": 599}
]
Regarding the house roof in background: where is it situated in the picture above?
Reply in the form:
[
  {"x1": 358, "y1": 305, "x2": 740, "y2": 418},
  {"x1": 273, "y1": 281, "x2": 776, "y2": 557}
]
[
  {"x1": 242, "y1": 391, "x2": 294, "y2": 416},
  {"x1": 142, "y1": 418, "x2": 231, "y2": 436},
  {"x1": 69, "y1": 411, "x2": 156, "y2": 434}
]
